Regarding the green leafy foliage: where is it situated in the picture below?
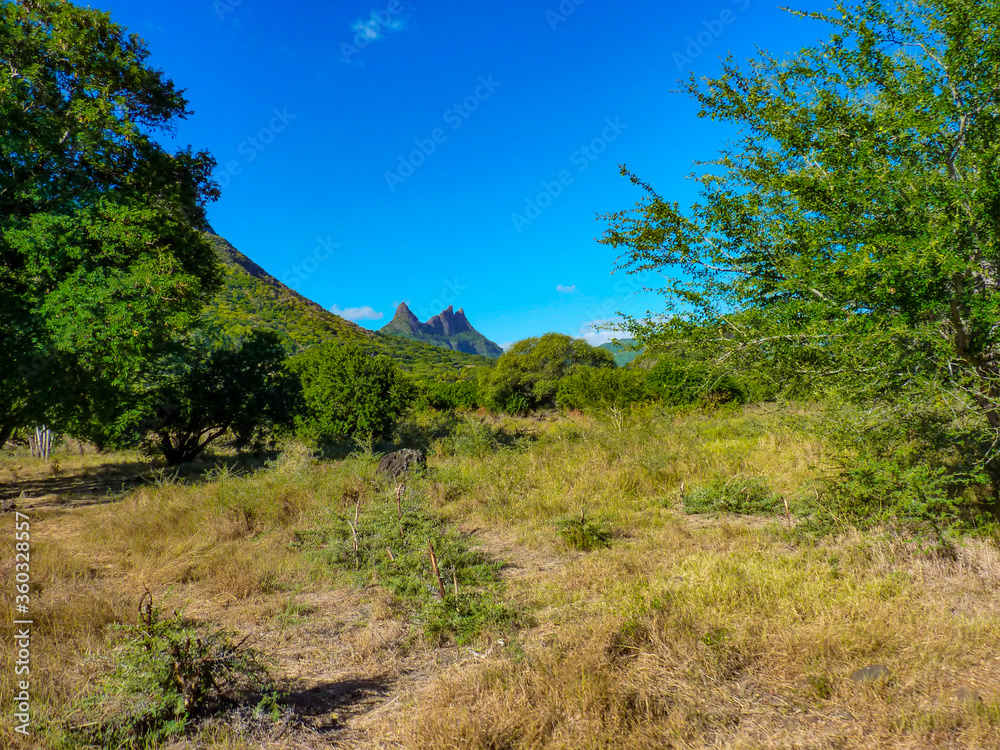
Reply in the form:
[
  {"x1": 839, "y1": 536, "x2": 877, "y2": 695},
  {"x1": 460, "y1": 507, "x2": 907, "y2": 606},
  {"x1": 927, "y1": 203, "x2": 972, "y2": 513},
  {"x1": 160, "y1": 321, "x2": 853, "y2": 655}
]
[
  {"x1": 645, "y1": 357, "x2": 745, "y2": 407},
  {"x1": 683, "y1": 476, "x2": 783, "y2": 516},
  {"x1": 555, "y1": 367, "x2": 650, "y2": 412},
  {"x1": 429, "y1": 415, "x2": 532, "y2": 459},
  {"x1": 813, "y1": 397, "x2": 995, "y2": 534},
  {"x1": 480, "y1": 333, "x2": 615, "y2": 412},
  {"x1": 70, "y1": 593, "x2": 271, "y2": 748},
  {"x1": 309, "y1": 484, "x2": 523, "y2": 645},
  {"x1": 598, "y1": 0, "x2": 1000, "y2": 493},
  {"x1": 292, "y1": 343, "x2": 412, "y2": 448},
  {"x1": 414, "y1": 379, "x2": 483, "y2": 411},
  {"x1": 140, "y1": 329, "x2": 301, "y2": 464},
  {"x1": 556, "y1": 511, "x2": 613, "y2": 551},
  {"x1": 1, "y1": 1, "x2": 221, "y2": 449}
]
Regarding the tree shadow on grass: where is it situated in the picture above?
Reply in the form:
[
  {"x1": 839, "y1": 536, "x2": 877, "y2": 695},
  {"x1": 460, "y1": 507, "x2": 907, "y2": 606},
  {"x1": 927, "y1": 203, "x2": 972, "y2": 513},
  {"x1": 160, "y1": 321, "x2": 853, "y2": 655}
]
[
  {"x1": 0, "y1": 450, "x2": 282, "y2": 511},
  {"x1": 279, "y1": 675, "x2": 396, "y2": 733}
]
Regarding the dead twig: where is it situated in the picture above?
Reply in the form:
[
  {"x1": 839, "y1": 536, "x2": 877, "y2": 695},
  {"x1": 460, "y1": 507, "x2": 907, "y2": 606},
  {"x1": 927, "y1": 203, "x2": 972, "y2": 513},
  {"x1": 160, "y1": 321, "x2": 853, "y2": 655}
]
[{"x1": 427, "y1": 541, "x2": 446, "y2": 599}]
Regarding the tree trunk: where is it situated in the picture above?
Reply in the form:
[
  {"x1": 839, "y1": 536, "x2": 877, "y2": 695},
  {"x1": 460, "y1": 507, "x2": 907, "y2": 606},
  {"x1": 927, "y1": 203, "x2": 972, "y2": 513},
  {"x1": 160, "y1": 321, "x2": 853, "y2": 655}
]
[
  {"x1": 160, "y1": 433, "x2": 183, "y2": 466},
  {"x1": 0, "y1": 422, "x2": 14, "y2": 454}
]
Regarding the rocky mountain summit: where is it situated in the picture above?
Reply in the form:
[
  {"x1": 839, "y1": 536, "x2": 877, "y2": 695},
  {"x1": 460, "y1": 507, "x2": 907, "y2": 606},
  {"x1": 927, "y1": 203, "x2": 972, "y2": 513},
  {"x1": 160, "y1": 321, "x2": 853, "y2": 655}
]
[{"x1": 380, "y1": 303, "x2": 503, "y2": 358}]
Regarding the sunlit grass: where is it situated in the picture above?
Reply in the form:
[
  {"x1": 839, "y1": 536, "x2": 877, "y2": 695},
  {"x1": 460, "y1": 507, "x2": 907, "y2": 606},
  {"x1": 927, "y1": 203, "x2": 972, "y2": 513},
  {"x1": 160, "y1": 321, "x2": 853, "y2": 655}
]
[{"x1": 2, "y1": 403, "x2": 998, "y2": 749}]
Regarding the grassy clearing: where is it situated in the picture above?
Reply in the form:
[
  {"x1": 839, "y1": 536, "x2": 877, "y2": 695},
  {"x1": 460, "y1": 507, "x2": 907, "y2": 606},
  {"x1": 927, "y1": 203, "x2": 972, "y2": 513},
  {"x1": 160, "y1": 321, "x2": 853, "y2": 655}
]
[{"x1": 1, "y1": 403, "x2": 999, "y2": 748}]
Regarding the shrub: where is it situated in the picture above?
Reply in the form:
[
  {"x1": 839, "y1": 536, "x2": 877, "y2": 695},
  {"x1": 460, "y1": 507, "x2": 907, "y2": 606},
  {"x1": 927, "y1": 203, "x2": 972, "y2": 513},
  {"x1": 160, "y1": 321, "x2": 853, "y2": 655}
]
[
  {"x1": 556, "y1": 511, "x2": 613, "y2": 551},
  {"x1": 416, "y1": 380, "x2": 482, "y2": 410},
  {"x1": 480, "y1": 333, "x2": 615, "y2": 412},
  {"x1": 645, "y1": 357, "x2": 745, "y2": 407},
  {"x1": 291, "y1": 342, "x2": 412, "y2": 448},
  {"x1": 683, "y1": 476, "x2": 783, "y2": 515},
  {"x1": 70, "y1": 592, "x2": 272, "y2": 748},
  {"x1": 555, "y1": 367, "x2": 649, "y2": 413},
  {"x1": 307, "y1": 484, "x2": 524, "y2": 644},
  {"x1": 814, "y1": 399, "x2": 994, "y2": 535},
  {"x1": 432, "y1": 416, "x2": 532, "y2": 459}
]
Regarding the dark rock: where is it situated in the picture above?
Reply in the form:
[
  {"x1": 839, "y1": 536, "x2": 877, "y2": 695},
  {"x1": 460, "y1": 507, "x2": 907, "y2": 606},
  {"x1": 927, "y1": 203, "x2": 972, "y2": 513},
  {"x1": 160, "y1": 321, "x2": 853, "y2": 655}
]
[
  {"x1": 376, "y1": 449, "x2": 426, "y2": 479},
  {"x1": 955, "y1": 687, "x2": 982, "y2": 705},
  {"x1": 850, "y1": 664, "x2": 890, "y2": 683}
]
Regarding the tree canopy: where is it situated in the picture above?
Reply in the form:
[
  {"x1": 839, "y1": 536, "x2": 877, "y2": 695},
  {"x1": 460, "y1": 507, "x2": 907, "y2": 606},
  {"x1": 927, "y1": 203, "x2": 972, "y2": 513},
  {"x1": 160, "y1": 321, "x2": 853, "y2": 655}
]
[
  {"x1": 291, "y1": 343, "x2": 412, "y2": 448},
  {"x1": 480, "y1": 333, "x2": 615, "y2": 412},
  {"x1": 143, "y1": 330, "x2": 300, "y2": 465},
  {"x1": 601, "y1": 0, "x2": 1000, "y2": 476},
  {"x1": 0, "y1": 0, "x2": 221, "y2": 449}
]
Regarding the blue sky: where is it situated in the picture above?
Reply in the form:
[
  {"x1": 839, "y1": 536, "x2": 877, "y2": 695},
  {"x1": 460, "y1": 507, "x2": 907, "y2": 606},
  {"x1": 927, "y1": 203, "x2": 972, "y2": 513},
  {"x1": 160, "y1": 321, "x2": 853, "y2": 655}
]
[{"x1": 93, "y1": 0, "x2": 831, "y2": 348}]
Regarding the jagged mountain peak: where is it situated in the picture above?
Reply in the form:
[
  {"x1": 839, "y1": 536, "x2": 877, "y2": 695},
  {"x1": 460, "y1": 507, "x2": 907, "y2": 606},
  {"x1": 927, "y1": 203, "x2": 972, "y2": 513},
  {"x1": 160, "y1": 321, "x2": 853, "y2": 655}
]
[{"x1": 379, "y1": 303, "x2": 503, "y2": 358}]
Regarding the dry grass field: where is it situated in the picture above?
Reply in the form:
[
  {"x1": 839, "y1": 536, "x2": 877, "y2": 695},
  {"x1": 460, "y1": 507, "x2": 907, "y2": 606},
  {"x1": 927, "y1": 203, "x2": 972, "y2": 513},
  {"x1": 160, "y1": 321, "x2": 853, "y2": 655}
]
[{"x1": 2, "y1": 405, "x2": 999, "y2": 749}]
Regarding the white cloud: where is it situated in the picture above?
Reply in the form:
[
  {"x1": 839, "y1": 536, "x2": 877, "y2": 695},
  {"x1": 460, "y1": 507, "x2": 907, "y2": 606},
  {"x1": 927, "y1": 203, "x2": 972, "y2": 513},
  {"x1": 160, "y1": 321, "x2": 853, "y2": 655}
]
[
  {"x1": 330, "y1": 304, "x2": 384, "y2": 321},
  {"x1": 556, "y1": 284, "x2": 577, "y2": 294},
  {"x1": 350, "y1": 12, "x2": 405, "y2": 42},
  {"x1": 578, "y1": 319, "x2": 623, "y2": 347},
  {"x1": 499, "y1": 342, "x2": 515, "y2": 352}
]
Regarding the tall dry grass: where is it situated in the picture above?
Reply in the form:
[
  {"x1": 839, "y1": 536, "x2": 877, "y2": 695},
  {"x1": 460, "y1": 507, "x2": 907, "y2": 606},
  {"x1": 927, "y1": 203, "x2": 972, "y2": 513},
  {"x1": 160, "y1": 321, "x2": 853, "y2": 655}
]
[{"x1": 1, "y1": 403, "x2": 998, "y2": 749}]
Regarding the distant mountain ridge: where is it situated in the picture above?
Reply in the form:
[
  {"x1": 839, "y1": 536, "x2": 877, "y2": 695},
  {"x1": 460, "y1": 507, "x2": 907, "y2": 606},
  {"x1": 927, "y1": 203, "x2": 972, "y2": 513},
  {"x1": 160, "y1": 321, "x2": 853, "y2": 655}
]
[
  {"x1": 380, "y1": 303, "x2": 504, "y2": 358},
  {"x1": 599, "y1": 339, "x2": 643, "y2": 366},
  {"x1": 202, "y1": 232, "x2": 495, "y2": 379}
]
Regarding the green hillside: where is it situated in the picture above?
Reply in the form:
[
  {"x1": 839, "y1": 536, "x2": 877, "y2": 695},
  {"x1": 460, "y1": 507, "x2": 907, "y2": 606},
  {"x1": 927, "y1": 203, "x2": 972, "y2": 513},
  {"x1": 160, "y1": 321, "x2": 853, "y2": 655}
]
[
  {"x1": 599, "y1": 339, "x2": 643, "y2": 367},
  {"x1": 204, "y1": 233, "x2": 494, "y2": 380}
]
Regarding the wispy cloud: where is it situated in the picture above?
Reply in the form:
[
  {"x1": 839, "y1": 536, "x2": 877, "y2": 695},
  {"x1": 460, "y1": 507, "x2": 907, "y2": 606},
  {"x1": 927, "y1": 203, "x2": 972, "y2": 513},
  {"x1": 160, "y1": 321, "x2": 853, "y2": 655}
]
[
  {"x1": 556, "y1": 284, "x2": 577, "y2": 294},
  {"x1": 350, "y1": 12, "x2": 405, "y2": 42},
  {"x1": 578, "y1": 319, "x2": 622, "y2": 347},
  {"x1": 330, "y1": 304, "x2": 384, "y2": 321},
  {"x1": 341, "y1": 5, "x2": 408, "y2": 66}
]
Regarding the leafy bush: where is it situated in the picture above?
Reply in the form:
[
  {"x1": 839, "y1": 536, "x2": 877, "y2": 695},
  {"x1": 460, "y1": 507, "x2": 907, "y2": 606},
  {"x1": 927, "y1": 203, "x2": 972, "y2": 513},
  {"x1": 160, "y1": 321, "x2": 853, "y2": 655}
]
[
  {"x1": 683, "y1": 476, "x2": 783, "y2": 515},
  {"x1": 432, "y1": 416, "x2": 532, "y2": 459},
  {"x1": 70, "y1": 593, "x2": 272, "y2": 748},
  {"x1": 556, "y1": 511, "x2": 613, "y2": 551},
  {"x1": 291, "y1": 342, "x2": 413, "y2": 448},
  {"x1": 139, "y1": 329, "x2": 301, "y2": 464},
  {"x1": 555, "y1": 367, "x2": 649, "y2": 412},
  {"x1": 307, "y1": 484, "x2": 523, "y2": 645},
  {"x1": 416, "y1": 380, "x2": 482, "y2": 410},
  {"x1": 480, "y1": 333, "x2": 615, "y2": 412},
  {"x1": 818, "y1": 456, "x2": 964, "y2": 531},
  {"x1": 814, "y1": 398, "x2": 994, "y2": 535},
  {"x1": 645, "y1": 357, "x2": 745, "y2": 407}
]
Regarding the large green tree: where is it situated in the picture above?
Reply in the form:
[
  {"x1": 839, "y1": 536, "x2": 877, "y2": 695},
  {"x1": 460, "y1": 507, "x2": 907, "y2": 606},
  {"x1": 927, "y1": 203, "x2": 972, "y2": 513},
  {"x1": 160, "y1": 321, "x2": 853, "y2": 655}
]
[
  {"x1": 291, "y1": 343, "x2": 412, "y2": 448},
  {"x1": 0, "y1": 0, "x2": 221, "y2": 449},
  {"x1": 143, "y1": 330, "x2": 301, "y2": 465},
  {"x1": 601, "y1": 0, "x2": 1000, "y2": 477},
  {"x1": 480, "y1": 333, "x2": 615, "y2": 412}
]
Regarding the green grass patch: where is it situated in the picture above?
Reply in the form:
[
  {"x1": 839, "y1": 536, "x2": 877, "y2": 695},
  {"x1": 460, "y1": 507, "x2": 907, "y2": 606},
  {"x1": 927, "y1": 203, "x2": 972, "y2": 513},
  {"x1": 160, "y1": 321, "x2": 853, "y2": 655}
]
[
  {"x1": 303, "y1": 481, "x2": 524, "y2": 645},
  {"x1": 683, "y1": 475, "x2": 783, "y2": 515}
]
